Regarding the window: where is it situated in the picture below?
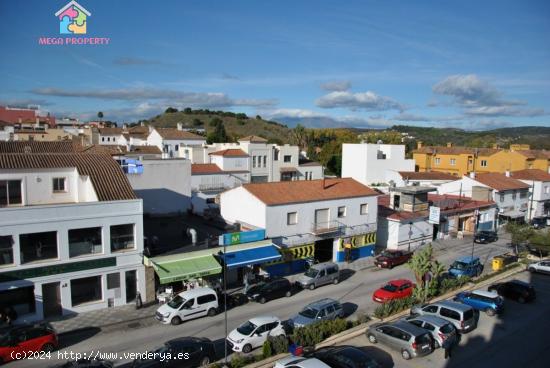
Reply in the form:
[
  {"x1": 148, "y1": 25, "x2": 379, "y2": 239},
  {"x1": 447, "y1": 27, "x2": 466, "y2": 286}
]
[
  {"x1": 545, "y1": 186, "x2": 550, "y2": 194},
  {"x1": 68, "y1": 227, "x2": 102, "y2": 257},
  {"x1": 468, "y1": 159, "x2": 473, "y2": 165},
  {"x1": 287, "y1": 212, "x2": 298, "y2": 225},
  {"x1": 0, "y1": 287, "x2": 35, "y2": 315},
  {"x1": 107, "y1": 273, "x2": 120, "y2": 289},
  {"x1": 500, "y1": 193, "x2": 505, "y2": 202},
  {"x1": 435, "y1": 158, "x2": 440, "y2": 165},
  {"x1": 337, "y1": 206, "x2": 346, "y2": 218},
  {"x1": 174, "y1": 144, "x2": 179, "y2": 151},
  {"x1": 360, "y1": 203, "x2": 369, "y2": 215},
  {"x1": 71, "y1": 276, "x2": 102, "y2": 306},
  {"x1": 440, "y1": 308, "x2": 460, "y2": 321},
  {"x1": 520, "y1": 190, "x2": 527, "y2": 199},
  {"x1": 263, "y1": 155, "x2": 267, "y2": 168},
  {"x1": 512, "y1": 191, "x2": 517, "y2": 200},
  {"x1": 0, "y1": 236, "x2": 14, "y2": 265},
  {"x1": 197, "y1": 294, "x2": 217, "y2": 305},
  {"x1": 110, "y1": 224, "x2": 135, "y2": 252},
  {"x1": 480, "y1": 160, "x2": 488, "y2": 167},
  {"x1": 101, "y1": 137, "x2": 105, "y2": 142},
  {"x1": 423, "y1": 305, "x2": 438, "y2": 313},
  {"x1": 0, "y1": 180, "x2": 22, "y2": 206},
  {"x1": 52, "y1": 177, "x2": 66, "y2": 192},
  {"x1": 283, "y1": 155, "x2": 291, "y2": 163},
  {"x1": 450, "y1": 158, "x2": 456, "y2": 166},
  {"x1": 19, "y1": 231, "x2": 58, "y2": 264},
  {"x1": 274, "y1": 149, "x2": 279, "y2": 161},
  {"x1": 252, "y1": 156, "x2": 256, "y2": 168}
]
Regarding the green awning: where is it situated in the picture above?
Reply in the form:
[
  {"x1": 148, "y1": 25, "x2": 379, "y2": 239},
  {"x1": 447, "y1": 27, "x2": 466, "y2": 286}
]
[{"x1": 150, "y1": 254, "x2": 222, "y2": 284}]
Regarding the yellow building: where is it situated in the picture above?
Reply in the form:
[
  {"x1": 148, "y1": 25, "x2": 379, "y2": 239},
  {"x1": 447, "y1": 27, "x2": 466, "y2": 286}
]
[{"x1": 413, "y1": 142, "x2": 550, "y2": 176}]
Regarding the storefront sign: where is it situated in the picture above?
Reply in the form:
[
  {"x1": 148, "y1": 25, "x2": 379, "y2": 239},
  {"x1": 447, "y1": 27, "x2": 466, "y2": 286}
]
[
  {"x1": 0, "y1": 257, "x2": 117, "y2": 283},
  {"x1": 219, "y1": 229, "x2": 265, "y2": 246},
  {"x1": 429, "y1": 206, "x2": 440, "y2": 224}
]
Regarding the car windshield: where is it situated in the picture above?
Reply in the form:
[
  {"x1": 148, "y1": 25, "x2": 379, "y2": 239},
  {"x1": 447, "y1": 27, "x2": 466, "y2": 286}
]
[
  {"x1": 464, "y1": 309, "x2": 474, "y2": 320},
  {"x1": 299, "y1": 307, "x2": 319, "y2": 319},
  {"x1": 167, "y1": 295, "x2": 185, "y2": 309},
  {"x1": 380, "y1": 251, "x2": 396, "y2": 258},
  {"x1": 382, "y1": 283, "x2": 398, "y2": 292},
  {"x1": 304, "y1": 268, "x2": 319, "y2": 278},
  {"x1": 237, "y1": 321, "x2": 257, "y2": 336},
  {"x1": 440, "y1": 323, "x2": 455, "y2": 334},
  {"x1": 247, "y1": 282, "x2": 265, "y2": 294},
  {"x1": 319, "y1": 350, "x2": 380, "y2": 368},
  {"x1": 451, "y1": 261, "x2": 468, "y2": 270}
]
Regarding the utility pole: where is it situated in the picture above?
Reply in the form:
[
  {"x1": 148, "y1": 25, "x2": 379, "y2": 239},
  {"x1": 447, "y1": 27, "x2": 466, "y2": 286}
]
[
  {"x1": 222, "y1": 241, "x2": 228, "y2": 366},
  {"x1": 529, "y1": 180, "x2": 535, "y2": 222},
  {"x1": 471, "y1": 209, "x2": 479, "y2": 260}
]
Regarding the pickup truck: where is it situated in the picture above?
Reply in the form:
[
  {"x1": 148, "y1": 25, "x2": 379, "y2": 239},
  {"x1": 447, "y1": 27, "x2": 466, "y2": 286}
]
[{"x1": 374, "y1": 250, "x2": 413, "y2": 269}]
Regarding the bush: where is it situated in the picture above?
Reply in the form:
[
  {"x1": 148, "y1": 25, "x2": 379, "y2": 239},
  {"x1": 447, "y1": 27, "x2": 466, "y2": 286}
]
[
  {"x1": 438, "y1": 276, "x2": 470, "y2": 295},
  {"x1": 262, "y1": 340, "x2": 273, "y2": 358},
  {"x1": 236, "y1": 119, "x2": 246, "y2": 126},
  {"x1": 229, "y1": 353, "x2": 253, "y2": 368},
  {"x1": 374, "y1": 296, "x2": 416, "y2": 319},
  {"x1": 291, "y1": 319, "x2": 348, "y2": 347},
  {"x1": 269, "y1": 335, "x2": 289, "y2": 355}
]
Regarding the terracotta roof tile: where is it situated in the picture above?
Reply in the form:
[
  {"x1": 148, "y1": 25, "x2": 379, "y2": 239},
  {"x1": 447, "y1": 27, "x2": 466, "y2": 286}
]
[
  {"x1": 516, "y1": 150, "x2": 550, "y2": 160},
  {"x1": 209, "y1": 149, "x2": 249, "y2": 157},
  {"x1": 0, "y1": 153, "x2": 136, "y2": 201},
  {"x1": 80, "y1": 145, "x2": 127, "y2": 155},
  {"x1": 156, "y1": 128, "x2": 205, "y2": 140},
  {"x1": 191, "y1": 163, "x2": 223, "y2": 175},
  {"x1": 511, "y1": 169, "x2": 550, "y2": 182},
  {"x1": 398, "y1": 171, "x2": 457, "y2": 180},
  {"x1": 475, "y1": 172, "x2": 530, "y2": 191},
  {"x1": 0, "y1": 141, "x2": 82, "y2": 153},
  {"x1": 98, "y1": 127, "x2": 124, "y2": 135},
  {"x1": 238, "y1": 135, "x2": 268, "y2": 143},
  {"x1": 130, "y1": 145, "x2": 162, "y2": 155},
  {"x1": 413, "y1": 146, "x2": 499, "y2": 156},
  {"x1": 242, "y1": 178, "x2": 378, "y2": 206}
]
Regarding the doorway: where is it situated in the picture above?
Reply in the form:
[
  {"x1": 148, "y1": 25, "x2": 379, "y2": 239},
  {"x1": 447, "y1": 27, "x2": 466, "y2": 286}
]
[
  {"x1": 125, "y1": 270, "x2": 137, "y2": 303},
  {"x1": 314, "y1": 238, "x2": 334, "y2": 263},
  {"x1": 42, "y1": 282, "x2": 62, "y2": 318}
]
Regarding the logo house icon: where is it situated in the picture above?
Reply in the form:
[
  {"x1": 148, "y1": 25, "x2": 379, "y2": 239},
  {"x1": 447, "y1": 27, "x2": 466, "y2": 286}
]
[{"x1": 55, "y1": 1, "x2": 91, "y2": 35}]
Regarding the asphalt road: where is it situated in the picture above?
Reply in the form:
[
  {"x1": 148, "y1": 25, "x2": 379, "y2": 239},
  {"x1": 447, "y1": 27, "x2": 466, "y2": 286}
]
[
  {"x1": 10, "y1": 236, "x2": 514, "y2": 368},
  {"x1": 340, "y1": 270, "x2": 550, "y2": 368}
]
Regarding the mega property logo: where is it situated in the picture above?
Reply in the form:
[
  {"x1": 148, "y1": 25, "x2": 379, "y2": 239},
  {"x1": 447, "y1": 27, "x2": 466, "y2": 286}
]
[{"x1": 38, "y1": 1, "x2": 110, "y2": 45}]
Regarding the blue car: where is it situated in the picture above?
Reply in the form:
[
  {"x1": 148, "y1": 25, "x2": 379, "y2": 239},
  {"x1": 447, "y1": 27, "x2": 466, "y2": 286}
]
[
  {"x1": 454, "y1": 289, "x2": 503, "y2": 316},
  {"x1": 448, "y1": 256, "x2": 483, "y2": 278}
]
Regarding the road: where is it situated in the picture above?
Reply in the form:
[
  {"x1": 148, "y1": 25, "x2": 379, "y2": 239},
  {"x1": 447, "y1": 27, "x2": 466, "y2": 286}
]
[
  {"x1": 340, "y1": 270, "x2": 550, "y2": 368},
  {"x1": 11, "y1": 236, "x2": 513, "y2": 368}
]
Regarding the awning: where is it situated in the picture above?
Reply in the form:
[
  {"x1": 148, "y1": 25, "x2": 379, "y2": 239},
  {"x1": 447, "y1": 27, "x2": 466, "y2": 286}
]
[
  {"x1": 279, "y1": 167, "x2": 299, "y2": 173},
  {"x1": 220, "y1": 244, "x2": 282, "y2": 269},
  {"x1": 499, "y1": 210, "x2": 525, "y2": 219},
  {"x1": 148, "y1": 253, "x2": 222, "y2": 284}
]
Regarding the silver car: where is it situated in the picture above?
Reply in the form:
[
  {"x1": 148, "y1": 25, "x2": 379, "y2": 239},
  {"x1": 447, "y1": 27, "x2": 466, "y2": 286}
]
[
  {"x1": 404, "y1": 315, "x2": 458, "y2": 348},
  {"x1": 290, "y1": 298, "x2": 344, "y2": 328},
  {"x1": 296, "y1": 263, "x2": 340, "y2": 290},
  {"x1": 366, "y1": 321, "x2": 434, "y2": 360},
  {"x1": 410, "y1": 300, "x2": 478, "y2": 333}
]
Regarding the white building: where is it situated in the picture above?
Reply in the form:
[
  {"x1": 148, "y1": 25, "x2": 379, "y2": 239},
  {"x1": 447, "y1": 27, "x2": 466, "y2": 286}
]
[
  {"x1": 510, "y1": 169, "x2": 550, "y2": 220},
  {"x1": 147, "y1": 125, "x2": 206, "y2": 158},
  {"x1": 0, "y1": 152, "x2": 147, "y2": 323},
  {"x1": 385, "y1": 171, "x2": 457, "y2": 188},
  {"x1": 437, "y1": 172, "x2": 530, "y2": 224},
  {"x1": 98, "y1": 127, "x2": 128, "y2": 146},
  {"x1": 221, "y1": 178, "x2": 378, "y2": 265},
  {"x1": 342, "y1": 143, "x2": 415, "y2": 185}
]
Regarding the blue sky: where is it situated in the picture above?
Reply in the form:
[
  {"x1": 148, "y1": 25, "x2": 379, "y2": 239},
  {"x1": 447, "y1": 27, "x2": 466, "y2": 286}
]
[{"x1": 1, "y1": 0, "x2": 549, "y2": 130}]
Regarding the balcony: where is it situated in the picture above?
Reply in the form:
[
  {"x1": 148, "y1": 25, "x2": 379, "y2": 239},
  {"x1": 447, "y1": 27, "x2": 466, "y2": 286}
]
[{"x1": 311, "y1": 220, "x2": 344, "y2": 236}]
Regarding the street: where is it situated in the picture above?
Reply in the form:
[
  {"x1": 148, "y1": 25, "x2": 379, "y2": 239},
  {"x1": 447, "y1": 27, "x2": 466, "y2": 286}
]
[{"x1": 10, "y1": 236, "x2": 514, "y2": 367}]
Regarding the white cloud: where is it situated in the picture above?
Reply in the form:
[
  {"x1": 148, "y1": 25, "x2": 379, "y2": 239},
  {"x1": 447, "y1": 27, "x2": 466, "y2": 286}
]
[
  {"x1": 320, "y1": 80, "x2": 352, "y2": 92},
  {"x1": 316, "y1": 90, "x2": 404, "y2": 111}
]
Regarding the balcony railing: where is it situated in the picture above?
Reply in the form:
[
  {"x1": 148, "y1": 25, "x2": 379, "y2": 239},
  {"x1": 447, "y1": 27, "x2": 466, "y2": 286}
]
[{"x1": 311, "y1": 220, "x2": 344, "y2": 235}]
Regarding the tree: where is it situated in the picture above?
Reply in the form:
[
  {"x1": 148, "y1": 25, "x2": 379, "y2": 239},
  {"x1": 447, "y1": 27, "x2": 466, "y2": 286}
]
[
  {"x1": 292, "y1": 124, "x2": 308, "y2": 149},
  {"x1": 406, "y1": 244, "x2": 443, "y2": 302},
  {"x1": 504, "y1": 222, "x2": 534, "y2": 248},
  {"x1": 192, "y1": 118, "x2": 203, "y2": 127},
  {"x1": 165, "y1": 107, "x2": 178, "y2": 113},
  {"x1": 97, "y1": 111, "x2": 103, "y2": 122},
  {"x1": 183, "y1": 107, "x2": 192, "y2": 114},
  {"x1": 206, "y1": 118, "x2": 228, "y2": 143},
  {"x1": 255, "y1": 115, "x2": 262, "y2": 120}
]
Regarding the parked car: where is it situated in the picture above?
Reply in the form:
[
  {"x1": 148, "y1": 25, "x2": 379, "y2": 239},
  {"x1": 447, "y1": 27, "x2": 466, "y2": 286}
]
[
  {"x1": 374, "y1": 250, "x2": 413, "y2": 269},
  {"x1": 295, "y1": 262, "x2": 340, "y2": 290},
  {"x1": 156, "y1": 287, "x2": 218, "y2": 325},
  {"x1": 453, "y1": 290, "x2": 504, "y2": 316},
  {"x1": 217, "y1": 292, "x2": 248, "y2": 311},
  {"x1": 528, "y1": 260, "x2": 550, "y2": 275},
  {"x1": 227, "y1": 316, "x2": 286, "y2": 353},
  {"x1": 474, "y1": 230, "x2": 499, "y2": 244},
  {"x1": 0, "y1": 322, "x2": 58, "y2": 364},
  {"x1": 274, "y1": 356, "x2": 331, "y2": 368},
  {"x1": 59, "y1": 358, "x2": 113, "y2": 368},
  {"x1": 309, "y1": 345, "x2": 382, "y2": 368},
  {"x1": 448, "y1": 256, "x2": 483, "y2": 278},
  {"x1": 488, "y1": 280, "x2": 536, "y2": 303},
  {"x1": 366, "y1": 321, "x2": 434, "y2": 360},
  {"x1": 403, "y1": 315, "x2": 457, "y2": 349},
  {"x1": 290, "y1": 298, "x2": 344, "y2": 328},
  {"x1": 372, "y1": 279, "x2": 415, "y2": 303},
  {"x1": 410, "y1": 300, "x2": 478, "y2": 333},
  {"x1": 246, "y1": 278, "x2": 293, "y2": 304},
  {"x1": 130, "y1": 337, "x2": 216, "y2": 367},
  {"x1": 530, "y1": 217, "x2": 547, "y2": 229}
]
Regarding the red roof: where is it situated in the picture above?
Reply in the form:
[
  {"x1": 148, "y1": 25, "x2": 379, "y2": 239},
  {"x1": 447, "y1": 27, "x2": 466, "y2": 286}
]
[
  {"x1": 209, "y1": 149, "x2": 249, "y2": 157},
  {"x1": 398, "y1": 171, "x2": 457, "y2": 181},
  {"x1": 0, "y1": 106, "x2": 55, "y2": 126},
  {"x1": 475, "y1": 173, "x2": 530, "y2": 191},
  {"x1": 191, "y1": 163, "x2": 223, "y2": 175},
  {"x1": 511, "y1": 169, "x2": 550, "y2": 182}
]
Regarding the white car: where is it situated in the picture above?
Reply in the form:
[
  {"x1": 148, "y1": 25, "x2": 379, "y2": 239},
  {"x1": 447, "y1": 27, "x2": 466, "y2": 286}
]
[
  {"x1": 274, "y1": 356, "x2": 331, "y2": 368},
  {"x1": 528, "y1": 260, "x2": 550, "y2": 275},
  {"x1": 227, "y1": 316, "x2": 286, "y2": 353},
  {"x1": 155, "y1": 287, "x2": 218, "y2": 325}
]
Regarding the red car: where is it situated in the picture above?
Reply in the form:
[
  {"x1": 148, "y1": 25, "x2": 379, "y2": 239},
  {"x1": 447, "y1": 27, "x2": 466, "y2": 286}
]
[
  {"x1": 0, "y1": 323, "x2": 58, "y2": 364},
  {"x1": 372, "y1": 279, "x2": 415, "y2": 303}
]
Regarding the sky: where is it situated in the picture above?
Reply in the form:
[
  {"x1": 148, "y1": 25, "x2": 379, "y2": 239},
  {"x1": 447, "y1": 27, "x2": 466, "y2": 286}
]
[{"x1": 1, "y1": 0, "x2": 549, "y2": 130}]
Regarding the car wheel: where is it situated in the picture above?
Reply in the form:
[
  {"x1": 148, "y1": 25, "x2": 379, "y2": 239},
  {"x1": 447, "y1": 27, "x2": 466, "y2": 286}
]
[
  {"x1": 242, "y1": 344, "x2": 252, "y2": 353},
  {"x1": 518, "y1": 296, "x2": 526, "y2": 304},
  {"x1": 285, "y1": 290, "x2": 292, "y2": 297},
  {"x1": 199, "y1": 356, "x2": 210, "y2": 366},
  {"x1": 41, "y1": 343, "x2": 55, "y2": 353},
  {"x1": 333, "y1": 278, "x2": 339, "y2": 285},
  {"x1": 171, "y1": 316, "x2": 182, "y2": 325},
  {"x1": 207, "y1": 308, "x2": 217, "y2": 317},
  {"x1": 367, "y1": 334, "x2": 377, "y2": 344},
  {"x1": 401, "y1": 349, "x2": 411, "y2": 360},
  {"x1": 309, "y1": 284, "x2": 315, "y2": 290},
  {"x1": 486, "y1": 308, "x2": 496, "y2": 317},
  {"x1": 528, "y1": 267, "x2": 536, "y2": 273},
  {"x1": 434, "y1": 340, "x2": 440, "y2": 349},
  {"x1": 259, "y1": 297, "x2": 267, "y2": 304}
]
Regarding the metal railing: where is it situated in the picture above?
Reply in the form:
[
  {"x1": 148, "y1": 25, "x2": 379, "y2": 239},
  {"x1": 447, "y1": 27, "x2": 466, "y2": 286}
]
[{"x1": 311, "y1": 220, "x2": 344, "y2": 235}]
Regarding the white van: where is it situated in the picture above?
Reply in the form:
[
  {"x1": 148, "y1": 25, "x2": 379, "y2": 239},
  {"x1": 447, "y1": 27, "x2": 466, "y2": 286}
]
[{"x1": 156, "y1": 287, "x2": 218, "y2": 325}]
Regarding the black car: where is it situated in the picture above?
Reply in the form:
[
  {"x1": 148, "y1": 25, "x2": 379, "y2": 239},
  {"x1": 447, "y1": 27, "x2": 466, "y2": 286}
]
[
  {"x1": 217, "y1": 292, "x2": 248, "y2": 311},
  {"x1": 488, "y1": 280, "x2": 536, "y2": 303},
  {"x1": 60, "y1": 358, "x2": 113, "y2": 368},
  {"x1": 309, "y1": 346, "x2": 381, "y2": 368},
  {"x1": 245, "y1": 278, "x2": 293, "y2": 304},
  {"x1": 474, "y1": 231, "x2": 498, "y2": 244},
  {"x1": 131, "y1": 337, "x2": 216, "y2": 367},
  {"x1": 530, "y1": 217, "x2": 547, "y2": 229}
]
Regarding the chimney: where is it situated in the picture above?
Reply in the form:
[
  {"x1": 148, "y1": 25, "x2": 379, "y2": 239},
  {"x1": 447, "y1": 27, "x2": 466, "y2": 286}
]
[
  {"x1": 140, "y1": 121, "x2": 145, "y2": 127},
  {"x1": 505, "y1": 170, "x2": 510, "y2": 177},
  {"x1": 122, "y1": 123, "x2": 128, "y2": 130},
  {"x1": 417, "y1": 141, "x2": 423, "y2": 149},
  {"x1": 446, "y1": 142, "x2": 452, "y2": 148},
  {"x1": 177, "y1": 122, "x2": 183, "y2": 131},
  {"x1": 148, "y1": 125, "x2": 153, "y2": 133},
  {"x1": 469, "y1": 171, "x2": 476, "y2": 179}
]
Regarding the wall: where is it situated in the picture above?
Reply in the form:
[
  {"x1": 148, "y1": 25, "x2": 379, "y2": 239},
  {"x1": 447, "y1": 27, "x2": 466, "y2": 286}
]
[
  {"x1": 126, "y1": 159, "x2": 191, "y2": 214},
  {"x1": 378, "y1": 217, "x2": 432, "y2": 250},
  {"x1": 298, "y1": 164, "x2": 324, "y2": 181},
  {"x1": 210, "y1": 155, "x2": 248, "y2": 171},
  {"x1": 518, "y1": 179, "x2": 550, "y2": 219},
  {"x1": 220, "y1": 186, "x2": 267, "y2": 228}
]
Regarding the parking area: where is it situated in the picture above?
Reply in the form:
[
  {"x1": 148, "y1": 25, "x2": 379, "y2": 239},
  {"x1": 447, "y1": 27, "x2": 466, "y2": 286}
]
[{"x1": 341, "y1": 270, "x2": 550, "y2": 368}]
